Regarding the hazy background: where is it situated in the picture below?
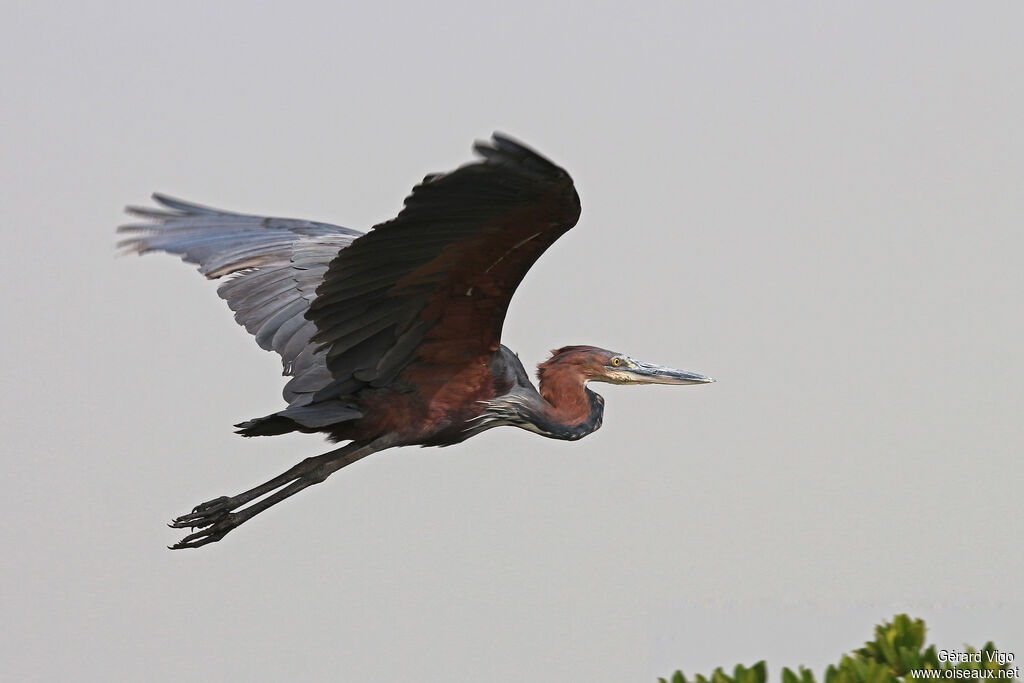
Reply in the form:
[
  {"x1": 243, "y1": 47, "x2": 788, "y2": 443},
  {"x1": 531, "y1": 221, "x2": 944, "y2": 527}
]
[{"x1": 2, "y1": 2, "x2": 1021, "y2": 681}]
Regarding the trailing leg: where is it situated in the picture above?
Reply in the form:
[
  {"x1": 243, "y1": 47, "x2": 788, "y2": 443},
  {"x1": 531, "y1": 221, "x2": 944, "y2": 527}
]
[{"x1": 168, "y1": 436, "x2": 394, "y2": 549}]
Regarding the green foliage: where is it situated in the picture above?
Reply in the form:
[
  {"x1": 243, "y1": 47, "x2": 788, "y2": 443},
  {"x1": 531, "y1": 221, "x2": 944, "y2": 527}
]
[{"x1": 659, "y1": 614, "x2": 1017, "y2": 683}]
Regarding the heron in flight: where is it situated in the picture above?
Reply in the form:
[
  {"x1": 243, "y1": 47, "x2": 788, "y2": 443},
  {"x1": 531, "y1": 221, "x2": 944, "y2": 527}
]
[{"x1": 119, "y1": 134, "x2": 713, "y2": 549}]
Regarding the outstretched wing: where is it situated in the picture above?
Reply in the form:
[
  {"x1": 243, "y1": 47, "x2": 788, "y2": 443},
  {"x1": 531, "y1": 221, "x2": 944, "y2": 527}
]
[
  {"x1": 117, "y1": 194, "x2": 362, "y2": 403},
  {"x1": 308, "y1": 133, "x2": 581, "y2": 397}
]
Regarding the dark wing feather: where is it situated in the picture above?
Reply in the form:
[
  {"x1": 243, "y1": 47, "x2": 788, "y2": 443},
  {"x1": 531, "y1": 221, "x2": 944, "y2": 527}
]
[
  {"x1": 118, "y1": 194, "x2": 363, "y2": 404},
  {"x1": 308, "y1": 133, "x2": 581, "y2": 397}
]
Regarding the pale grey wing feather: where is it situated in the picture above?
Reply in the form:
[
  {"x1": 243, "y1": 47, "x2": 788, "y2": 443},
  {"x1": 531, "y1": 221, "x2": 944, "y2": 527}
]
[{"x1": 118, "y1": 194, "x2": 363, "y2": 404}]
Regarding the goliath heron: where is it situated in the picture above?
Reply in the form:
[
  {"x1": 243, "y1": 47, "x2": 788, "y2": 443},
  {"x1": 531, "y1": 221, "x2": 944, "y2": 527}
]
[{"x1": 119, "y1": 134, "x2": 713, "y2": 549}]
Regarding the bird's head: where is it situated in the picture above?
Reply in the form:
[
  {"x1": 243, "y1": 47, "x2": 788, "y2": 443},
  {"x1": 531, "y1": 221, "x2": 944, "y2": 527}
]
[{"x1": 538, "y1": 345, "x2": 713, "y2": 387}]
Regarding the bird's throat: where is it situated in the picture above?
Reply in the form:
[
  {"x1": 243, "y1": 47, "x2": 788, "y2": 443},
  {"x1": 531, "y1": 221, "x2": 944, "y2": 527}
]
[{"x1": 538, "y1": 366, "x2": 602, "y2": 429}]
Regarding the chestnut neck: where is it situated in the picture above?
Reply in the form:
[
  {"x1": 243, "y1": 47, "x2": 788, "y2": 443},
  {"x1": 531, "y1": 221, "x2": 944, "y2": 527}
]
[{"x1": 536, "y1": 362, "x2": 596, "y2": 426}]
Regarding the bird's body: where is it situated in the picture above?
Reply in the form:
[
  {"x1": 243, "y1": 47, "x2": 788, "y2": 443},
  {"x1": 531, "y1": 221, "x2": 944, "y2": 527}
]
[
  {"x1": 119, "y1": 134, "x2": 712, "y2": 548},
  {"x1": 322, "y1": 344, "x2": 534, "y2": 447}
]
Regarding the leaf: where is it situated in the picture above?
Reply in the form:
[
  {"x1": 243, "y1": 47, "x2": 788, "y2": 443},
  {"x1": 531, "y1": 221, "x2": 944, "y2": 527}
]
[
  {"x1": 849, "y1": 654, "x2": 869, "y2": 681},
  {"x1": 877, "y1": 631, "x2": 899, "y2": 668},
  {"x1": 655, "y1": 616, "x2": 1006, "y2": 683},
  {"x1": 865, "y1": 661, "x2": 893, "y2": 683},
  {"x1": 900, "y1": 644, "x2": 922, "y2": 673}
]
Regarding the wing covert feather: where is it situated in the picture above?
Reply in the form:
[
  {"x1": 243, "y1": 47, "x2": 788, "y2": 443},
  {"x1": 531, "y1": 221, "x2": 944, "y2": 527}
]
[{"x1": 308, "y1": 133, "x2": 581, "y2": 396}]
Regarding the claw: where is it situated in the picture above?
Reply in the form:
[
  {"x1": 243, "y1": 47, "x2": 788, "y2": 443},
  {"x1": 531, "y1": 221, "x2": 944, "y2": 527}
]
[
  {"x1": 168, "y1": 512, "x2": 238, "y2": 549},
  {"x1": 167, "y1": 494, "x2": 243, "y2": 548},
  {"x1": 168, "y1": 496, "x2": 235, "y2": 530}
]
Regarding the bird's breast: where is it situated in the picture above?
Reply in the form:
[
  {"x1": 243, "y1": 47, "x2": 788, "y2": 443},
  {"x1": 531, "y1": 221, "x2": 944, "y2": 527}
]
[{"x1": 351, "y1": 360, "x2": 502, "y2": 446}]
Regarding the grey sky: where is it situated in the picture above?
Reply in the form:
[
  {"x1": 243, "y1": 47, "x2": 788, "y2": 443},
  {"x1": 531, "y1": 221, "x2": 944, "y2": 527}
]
[{"x1": 2, "y1": 2, "x2": 1021, "y2": 681}]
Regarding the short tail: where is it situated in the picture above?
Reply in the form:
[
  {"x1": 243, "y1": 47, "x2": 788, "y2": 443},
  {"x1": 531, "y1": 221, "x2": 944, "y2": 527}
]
[
  {"x1": 235, "y1": 399, "x2": 364, "y2": 437},
  {"x1": 235, "y1": 415, "x2": 304, "y2": 437}
]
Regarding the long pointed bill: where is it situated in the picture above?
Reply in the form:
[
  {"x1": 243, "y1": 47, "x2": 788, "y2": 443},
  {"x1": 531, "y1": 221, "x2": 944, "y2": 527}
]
[{"x1": 622, "y1": 359, "x2": 714, "y2": 385}]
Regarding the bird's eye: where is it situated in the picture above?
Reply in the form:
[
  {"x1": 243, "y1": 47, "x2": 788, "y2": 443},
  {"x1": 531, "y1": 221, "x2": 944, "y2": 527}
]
[{"x1": 611, "y1": 357, "x2": 622, "y2": 366}]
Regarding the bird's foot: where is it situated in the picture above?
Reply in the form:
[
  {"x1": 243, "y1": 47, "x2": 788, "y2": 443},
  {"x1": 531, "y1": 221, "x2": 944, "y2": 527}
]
[
  {"x1": 169, "y1": 496, "x2": 233, "y2": 529},
  {"x1": 168, "y1": 514, "x2": 239, "y2": 550},
  {"x1": 167, "y1": 496, "x2": 238, "y2": 549}
]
